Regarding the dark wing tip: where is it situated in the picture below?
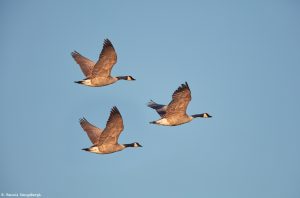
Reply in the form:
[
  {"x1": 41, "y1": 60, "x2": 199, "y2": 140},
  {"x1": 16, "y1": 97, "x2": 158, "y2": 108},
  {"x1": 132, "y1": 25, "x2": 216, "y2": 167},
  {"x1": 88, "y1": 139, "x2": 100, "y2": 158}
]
[
  {"x1": 147, "y1": 100, "x2": 154, "y2": 107},
  {"x1": 103, "y1": 38, "x2": 114, "y2": 49},
  {"x1": 79, "y1": 117, "x2": 87, "y2": 124},
  {"x1": 181, "y1": 81, "x2": 190, "y2": 91},
  {"x1": 185, "y1": 81, "x2": 190, "y2": 89},
  {"x1": 174, "y1": 82, "x2": 190, "y2": 95},
  {"x1": 111, "y1": 106, "x2": 119, "y2": 113},
  {"x1": 104, "y1": 38, "x2": 111, "y2": 43},
  {"x1": 71, "y1": 50, "x2": 80, "y2": 58},
  {"x1": 79, "y1": 117, "x2": 87, "y2": 129},
  {"x1": 106, "y1": 106, "x2": 122, "y2": 127},
  {"x1": 109, "y1": 106, "x2": 121, "y2": 119},
  {"x1": 79, "y1": 117, "x2": 83, "y2": 123}
]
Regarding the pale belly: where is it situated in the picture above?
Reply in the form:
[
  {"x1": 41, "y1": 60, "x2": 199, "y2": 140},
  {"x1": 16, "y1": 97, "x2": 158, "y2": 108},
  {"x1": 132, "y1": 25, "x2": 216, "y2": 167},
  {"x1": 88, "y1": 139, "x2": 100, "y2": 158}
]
[
  {"x1": 156, "y1": 116, "x2": 192, "y2": 126},
  {"x1": 82, "y1": 77, "x2": 117, "y2": 87},
  {"x1": 88, "y1": 145, "x2": 125, "y2": 154}
]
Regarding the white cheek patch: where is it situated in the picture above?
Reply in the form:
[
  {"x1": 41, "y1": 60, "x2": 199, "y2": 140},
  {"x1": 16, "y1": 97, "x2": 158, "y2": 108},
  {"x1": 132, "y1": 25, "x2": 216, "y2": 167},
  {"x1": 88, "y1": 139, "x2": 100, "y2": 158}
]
[{"x1": 203, "y1": 113, "x2": 208, "y2": 118}]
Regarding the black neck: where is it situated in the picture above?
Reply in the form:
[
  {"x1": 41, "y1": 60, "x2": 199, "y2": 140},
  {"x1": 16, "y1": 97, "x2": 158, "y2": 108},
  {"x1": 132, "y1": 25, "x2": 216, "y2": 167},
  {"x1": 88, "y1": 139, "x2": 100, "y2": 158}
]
[
  {"x1": 123, "y1": 143, "x2": 135, "y2": 147},
  {"x1": 116, "y1": 76, "x2": 128, "y2": 80}
]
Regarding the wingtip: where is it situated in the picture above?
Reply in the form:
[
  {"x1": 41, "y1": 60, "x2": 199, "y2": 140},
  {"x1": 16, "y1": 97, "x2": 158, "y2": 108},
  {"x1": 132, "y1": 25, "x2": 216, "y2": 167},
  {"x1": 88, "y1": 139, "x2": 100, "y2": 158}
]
[
  {"x1": 103, "y1": 38, "x2": 113, "y2": 47},
  {"x1": 71, "y1": 50, "x2": 78, "y2": 56},
  {"x1": 147, "y1": 100, "x2": 154, "y2": 107},
  {"x1": 185, "y1": 81, "x2": 190, "y2": 89},
  {"x1": 112, "y1": 106, "x2": 117, "y2": 110},
  {"x1": 180, "y1": 81, "x2": 189, "y2": 90},
  {"x1": 74, "y1": 80, "x2": 83, "y2": 84},
  {"x1": 79, "y1": 117, "x2": 86, "y2": 123},
  {"x1": 111, "y1": 106, "x2": 120, "y2": 114}
]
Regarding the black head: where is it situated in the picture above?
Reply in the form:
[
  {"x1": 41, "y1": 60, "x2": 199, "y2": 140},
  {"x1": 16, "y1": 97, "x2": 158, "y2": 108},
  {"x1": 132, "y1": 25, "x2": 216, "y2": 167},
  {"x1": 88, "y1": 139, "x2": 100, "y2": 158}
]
[
  {"x1": 192, "y1": 113, "x2": 212, "y2": 118},
  {"x1": 133, "y1": 142, "x2": 142, "y2": 147},
  {"x1": 127, "y1": 76, "x2": 135, "y2": 81}
]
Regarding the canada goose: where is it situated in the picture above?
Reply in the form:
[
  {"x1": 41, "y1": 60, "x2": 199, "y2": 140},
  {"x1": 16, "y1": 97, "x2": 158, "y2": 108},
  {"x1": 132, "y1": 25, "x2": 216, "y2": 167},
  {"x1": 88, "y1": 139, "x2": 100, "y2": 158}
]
[
  {"x1": 147, "y1": 82, "x2": 212, "y2": 126},
  {"x1": 80, "y1": 106, "x2": 142, "y2": 154},
  {"x1": 72, "y1": 39, "x2": 135, "y2": 87}
]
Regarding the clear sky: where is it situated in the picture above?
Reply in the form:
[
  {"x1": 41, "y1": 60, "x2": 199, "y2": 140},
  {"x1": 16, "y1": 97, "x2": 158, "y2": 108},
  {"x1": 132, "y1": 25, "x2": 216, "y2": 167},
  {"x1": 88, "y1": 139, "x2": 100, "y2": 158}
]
[{"x1": 1, "y1": 0, "x2": 300, "y2": 197}]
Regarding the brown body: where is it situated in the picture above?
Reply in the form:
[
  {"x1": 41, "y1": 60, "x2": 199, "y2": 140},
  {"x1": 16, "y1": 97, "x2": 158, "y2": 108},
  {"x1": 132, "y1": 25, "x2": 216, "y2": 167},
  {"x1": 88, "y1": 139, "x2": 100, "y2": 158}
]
[
  {"x1": 79, "y1": 107, "x2": 142, "y2": 154},
  {"x1": 72, "y1": 39, "x2": 135, "y2": 87},
  {"x1": 148, "y1": 82, "x2": 212, "y2": 126},
  {"x1": 88, "y1": 144, "x2": 125, "y2": 154},
  {"x1": 155, "y1": 115, "x2": 193, "y2": 126},
  {"x1": 82, "y1": 76, "x2": 118, "y2": 87}
]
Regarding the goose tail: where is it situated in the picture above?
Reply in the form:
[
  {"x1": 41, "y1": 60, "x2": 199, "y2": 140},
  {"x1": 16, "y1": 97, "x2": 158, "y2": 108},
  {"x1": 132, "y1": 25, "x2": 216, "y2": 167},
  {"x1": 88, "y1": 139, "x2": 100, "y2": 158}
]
[{"x1": 74, "y1": 80, "x2": 83, "y2": 84}]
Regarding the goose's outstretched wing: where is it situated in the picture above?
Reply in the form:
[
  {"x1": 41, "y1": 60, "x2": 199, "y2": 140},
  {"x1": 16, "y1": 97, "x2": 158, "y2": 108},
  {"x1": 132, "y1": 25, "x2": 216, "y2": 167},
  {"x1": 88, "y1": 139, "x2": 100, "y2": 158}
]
[
  {"x1": 79, "y1": 118, "x2": 103, "y2": 144},
  {"x1": 92, "y1": 39, "x2": 117, "y2": 78},
  {"x1": 97, "y1": 106, "x2": 124, "y2": 146},
  {"x1": 164, "y1": 82, "x2": 191, "y2": 118},
  {"x1": 147, "y1": 100, "x2": 167, "y2": 117},
  {"x1": 71, "y1": 51, "x2": 95, "y2": 77}
]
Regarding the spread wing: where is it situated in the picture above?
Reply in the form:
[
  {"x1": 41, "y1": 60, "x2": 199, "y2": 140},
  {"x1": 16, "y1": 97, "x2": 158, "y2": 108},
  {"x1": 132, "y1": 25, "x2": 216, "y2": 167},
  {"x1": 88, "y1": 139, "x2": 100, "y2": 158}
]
[
  {"x1": 79, "y1": 118, "x2": 103, "y2": 144},
  {"x1": 164, "y1": 82, "x2": 192, "y2": 118},
  {"x1": 71, "y1": 51, "x2": 95, "y2": 77},
  {"x1": 92, "y1": 39, "x2": 117, "y2": 78},
  {"x1": 97, "y1": 106, "x2": 124, "y2": 146},
  {"x1": 147, "y1": 100, "x2": 167, "y2": 117}
]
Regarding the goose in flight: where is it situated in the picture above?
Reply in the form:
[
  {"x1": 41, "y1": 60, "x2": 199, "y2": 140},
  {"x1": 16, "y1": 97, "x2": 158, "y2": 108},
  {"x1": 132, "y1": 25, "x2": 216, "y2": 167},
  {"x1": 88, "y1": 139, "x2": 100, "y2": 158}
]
[
  {"x1": 80, "y1": 106, "x2": 142, "y2": 154},
  {"x1": 147, "y1": 82, "x2": 212, "y2": 126},
  {"x1": 72, "y1": 39, "x2": 135, "y2": 87}
]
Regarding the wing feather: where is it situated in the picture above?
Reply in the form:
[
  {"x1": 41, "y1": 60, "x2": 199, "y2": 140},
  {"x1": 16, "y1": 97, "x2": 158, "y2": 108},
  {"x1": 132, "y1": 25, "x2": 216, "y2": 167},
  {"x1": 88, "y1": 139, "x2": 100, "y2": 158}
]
[
  {"x1": 92, "y1": 39, "x2": 117, "y2": 78},
  {"x1": 97, "y1": 106, "x2": 124, "y2": 146},
  {"x1": 164, "y1": 82, "x2": 191, "y2": 117},
  {"x1": 79, "y1": 118, "x2": 103, "y2": 144},
  {"x1": 71, "y1": 51, "x2": 95, "y2": 77},
  {"x1": 147, "y1": 100, "x2": 167, "y2": 117}
]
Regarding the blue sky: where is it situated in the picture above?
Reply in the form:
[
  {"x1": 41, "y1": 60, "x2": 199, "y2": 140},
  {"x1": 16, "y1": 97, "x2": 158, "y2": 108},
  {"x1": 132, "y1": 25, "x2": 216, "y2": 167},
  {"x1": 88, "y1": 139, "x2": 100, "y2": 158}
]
[{"x1": 1, "y1": 0, "x2": 300, "y2": 197}]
